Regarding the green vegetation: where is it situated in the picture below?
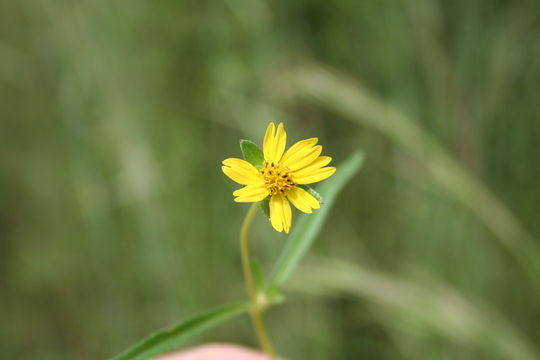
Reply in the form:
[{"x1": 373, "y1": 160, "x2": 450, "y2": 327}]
[{"x1": 1, "y1": 0, "x2": 540, "y2": 359}]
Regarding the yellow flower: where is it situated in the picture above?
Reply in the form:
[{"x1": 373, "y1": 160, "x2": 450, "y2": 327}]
[{"x1": 222, "y1": 122, "x2": 336, "y2": 233}]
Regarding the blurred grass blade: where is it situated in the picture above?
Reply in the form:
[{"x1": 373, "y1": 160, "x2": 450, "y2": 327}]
[
  {"x1": 288, "y1": 258, "x2": 540, "y2": 360},
  {"x1": 277, "y1": 64, "x2": 540, "y2": 290},
  {"x1": 109, "y1": 302, "x2": 247, "y2": 360},
  {"x1": 268, "y1": 151, "x2": 364, "y2": 288}
]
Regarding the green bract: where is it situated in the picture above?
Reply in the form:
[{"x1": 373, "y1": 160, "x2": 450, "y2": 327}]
[
  {"x1": 297, "y1": 184, "x2": 323, "y2": 203},
  {"x1": 240, "y1": 139, "x2": 265, "y2": 168}
]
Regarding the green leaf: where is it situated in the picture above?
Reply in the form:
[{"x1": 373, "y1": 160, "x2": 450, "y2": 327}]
[
  {"x1": 109, "y1": 302, "x2": 247, "y2": 360},
  {"x1": 259, "y1": 198, "x2": 270, "y2": 218},
  {"x1": 268, "y1": 150, "x2": 365, "y2": 288},
  {"x1": 240, "y1": 139, "x2": 265, "y2": 168},
  {"x1": 297, "y1": 185, "x2": 323, "y2": 203}
]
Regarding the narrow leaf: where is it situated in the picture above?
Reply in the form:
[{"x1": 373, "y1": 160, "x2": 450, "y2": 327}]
[
  {"x1": 240, "y1": 140, "x2": 265, "y2": 168},
  {"x1": 268, "y1": 151, "x2": 365, "y2": 288},
  {"x1": 297, "y1": 184, "x2": 323, "y2": 203},
  {"x1": 109, "y1": 302, "x2": 247, "y2": 360}
]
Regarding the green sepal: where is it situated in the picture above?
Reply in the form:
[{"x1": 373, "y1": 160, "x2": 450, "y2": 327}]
[
  {"x1": 297, "y1": 184, "x2": 323, "y2": 204},
  {"x1": 240, "y1": 139, "x2": 265, "y2": 169},
  {"x1": 259, "y1": 198, "x2": 270, "y2": 218}
]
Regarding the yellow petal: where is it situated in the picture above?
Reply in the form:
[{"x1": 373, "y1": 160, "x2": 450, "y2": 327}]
[
  {"x1": 269, "y1": 194, "x2": 292, "y2": 233},
  {"x1": 263, "y1": 122, "x2": 276, "y2": 162},
  {"x1": 271, "y1": 123, "x2": 287, "y2": 163},
  {"x1": 293, "y1": 167, "x2": 336, "y2": 184},
  {"x1": 233, "y1": 185, "x2": 270, "y2": 202},
  {"x1": 263, "y1": 122, "x2": 287, "y2": 163},
  {"x1": 286, "y1": 186, "x2": 320, "y2": 213},
  {"x1": 223, "y1": 158, "x2": 261, "y2": 174},
  {"x1": 280, "y1": 138, "x2": 318, "y2": 166},
  {"x1": 285, "y1": 145, "x2": 323, "y2": 171},
  {"x1": 222, "y1": 158, "x2": 263, "y2": 185},
  {"x1": 282, "y1": 196, "x2": 292, "y2": 233},
  {"x1": 290, "y1": 156, "x2": 332, "y2": 177},
  {"x1": 269, "y1": 195, "x2": 283, "y2": 232}
]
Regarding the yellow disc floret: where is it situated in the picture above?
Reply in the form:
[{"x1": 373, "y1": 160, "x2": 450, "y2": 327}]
[{"x1": 260, "y1": 161, "x2": 294, "y2": 195}]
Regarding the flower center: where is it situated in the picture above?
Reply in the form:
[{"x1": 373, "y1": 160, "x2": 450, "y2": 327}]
[{"x1": 260, "y1": 161, "x2": 294, "y2": 195}]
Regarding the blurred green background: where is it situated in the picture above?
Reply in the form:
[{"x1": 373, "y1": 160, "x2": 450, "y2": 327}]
[{"x1": 2, "y1": 0, "x2": 540, "y2": 359}]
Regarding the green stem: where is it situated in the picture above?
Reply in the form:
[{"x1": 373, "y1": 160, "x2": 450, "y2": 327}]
[{"x1": 240, "y1": 203, "x2": 275, "y2": 359}]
